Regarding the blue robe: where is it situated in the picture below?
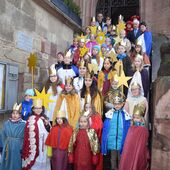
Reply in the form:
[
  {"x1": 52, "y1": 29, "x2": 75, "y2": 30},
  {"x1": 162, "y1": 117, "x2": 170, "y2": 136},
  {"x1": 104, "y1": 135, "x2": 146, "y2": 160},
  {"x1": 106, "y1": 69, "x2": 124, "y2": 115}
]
[
  {"x1": 0, "y1": 119, "x2": 25, "y2": 170},
  {"x1": 101, "y1": 110, "x2": 131, "y2": 155}
]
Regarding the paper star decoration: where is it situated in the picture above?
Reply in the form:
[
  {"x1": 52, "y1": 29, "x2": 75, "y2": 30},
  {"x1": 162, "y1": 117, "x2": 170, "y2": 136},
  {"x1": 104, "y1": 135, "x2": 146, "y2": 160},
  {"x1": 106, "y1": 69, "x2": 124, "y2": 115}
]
[
  {"x1": 117, "y1": 71, "x2": 132, "y2": 88},
  {"x1": 31, "y1": 87, "x2": 54, "y2": 110},
  {"x1": 27, "y1": 53, "x2": 37, "y2": 72}
]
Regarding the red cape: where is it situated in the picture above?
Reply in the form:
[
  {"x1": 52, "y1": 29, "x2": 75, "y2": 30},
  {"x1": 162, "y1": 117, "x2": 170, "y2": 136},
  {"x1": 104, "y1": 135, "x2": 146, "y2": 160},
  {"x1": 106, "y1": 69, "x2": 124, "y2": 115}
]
[{"x1": 119, "y1": 126, "x2": 150, "y2": 170}]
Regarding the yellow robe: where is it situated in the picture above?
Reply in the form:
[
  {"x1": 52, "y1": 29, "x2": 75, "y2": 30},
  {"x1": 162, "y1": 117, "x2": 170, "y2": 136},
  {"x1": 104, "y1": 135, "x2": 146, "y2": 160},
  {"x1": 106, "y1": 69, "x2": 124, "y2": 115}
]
[{"x1": 53, "y1": 93, "x2": 80, "y2": 129}]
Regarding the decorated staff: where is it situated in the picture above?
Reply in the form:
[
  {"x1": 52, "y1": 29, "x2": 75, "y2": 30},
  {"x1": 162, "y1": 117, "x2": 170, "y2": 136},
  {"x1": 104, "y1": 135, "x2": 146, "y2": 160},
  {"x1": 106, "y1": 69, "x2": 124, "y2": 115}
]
[{"x1": 27, "y1": 53, "x2": 37, "y2": 89}]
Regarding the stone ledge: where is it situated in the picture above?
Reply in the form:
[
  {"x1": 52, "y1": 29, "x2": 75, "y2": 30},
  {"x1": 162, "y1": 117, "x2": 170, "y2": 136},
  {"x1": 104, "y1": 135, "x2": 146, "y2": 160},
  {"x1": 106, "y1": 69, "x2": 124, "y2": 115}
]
[{"x1": 33, "y1": 0, "x2": 82, "y2": 32}]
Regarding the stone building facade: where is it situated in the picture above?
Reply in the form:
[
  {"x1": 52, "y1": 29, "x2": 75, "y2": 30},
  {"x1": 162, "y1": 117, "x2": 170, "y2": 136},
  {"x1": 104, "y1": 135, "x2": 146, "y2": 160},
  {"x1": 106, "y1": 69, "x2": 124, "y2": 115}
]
[{"x1": 0, "y1": 0, "x2": 81, "y2": 113}]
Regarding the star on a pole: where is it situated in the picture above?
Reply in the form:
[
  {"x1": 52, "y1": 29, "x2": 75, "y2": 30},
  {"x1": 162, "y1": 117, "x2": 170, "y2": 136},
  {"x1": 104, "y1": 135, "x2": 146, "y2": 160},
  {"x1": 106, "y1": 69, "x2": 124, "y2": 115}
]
[
  {"x1": 117, "y1": 71, "x2": 132, "y2": 88},
  {"x1": 27, "y1": 53, "x2": 37, "y2": 72}
]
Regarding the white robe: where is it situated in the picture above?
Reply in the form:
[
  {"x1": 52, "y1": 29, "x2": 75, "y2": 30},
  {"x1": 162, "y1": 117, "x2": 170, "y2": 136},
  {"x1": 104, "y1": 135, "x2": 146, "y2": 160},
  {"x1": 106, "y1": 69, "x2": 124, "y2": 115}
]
[{"x1": 30, "y1": 118, "x2": 51, "y2": 170}]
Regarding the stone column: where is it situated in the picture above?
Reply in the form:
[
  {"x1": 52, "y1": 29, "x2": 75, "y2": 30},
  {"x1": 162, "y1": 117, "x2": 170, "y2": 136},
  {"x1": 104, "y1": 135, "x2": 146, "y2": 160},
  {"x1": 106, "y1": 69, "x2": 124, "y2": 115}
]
[{"x1": 151, "y1": 41, "x2": 170, "y2": 170}]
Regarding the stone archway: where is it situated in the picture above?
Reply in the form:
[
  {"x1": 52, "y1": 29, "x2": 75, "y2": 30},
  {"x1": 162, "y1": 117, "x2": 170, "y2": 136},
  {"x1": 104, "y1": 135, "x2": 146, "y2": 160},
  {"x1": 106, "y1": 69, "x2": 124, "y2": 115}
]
[{"x1": 96, "y1": 0, "x2": 139, "y2": 24}]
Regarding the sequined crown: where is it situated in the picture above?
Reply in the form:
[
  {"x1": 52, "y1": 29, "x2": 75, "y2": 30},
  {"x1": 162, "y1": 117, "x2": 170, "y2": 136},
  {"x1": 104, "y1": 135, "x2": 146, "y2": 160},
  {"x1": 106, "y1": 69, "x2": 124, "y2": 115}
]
[
  {"x1": 133, "y1": 103, "x2": 145, "y2": 117},
  {"x1": 112, "y1": 92, "x2": 125, "y2": 104}
]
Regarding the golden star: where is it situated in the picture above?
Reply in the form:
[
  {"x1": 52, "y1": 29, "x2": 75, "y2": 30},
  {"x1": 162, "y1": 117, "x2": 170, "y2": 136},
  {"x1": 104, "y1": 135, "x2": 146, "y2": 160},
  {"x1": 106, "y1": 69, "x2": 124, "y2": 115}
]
[
  {"x1": 117, "y1": 71, "x2": 132, "y2": 88},
  {"x1": 31, "y1": 87, "x2": 54, "y2": 110},
  {"x1": 27, "y1": 53, "x2": 37, "y2": 72}
]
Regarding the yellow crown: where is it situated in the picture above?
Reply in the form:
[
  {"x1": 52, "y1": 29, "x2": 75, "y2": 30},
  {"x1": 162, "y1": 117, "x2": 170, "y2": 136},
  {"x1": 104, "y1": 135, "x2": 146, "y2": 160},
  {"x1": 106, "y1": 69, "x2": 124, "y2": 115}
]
[
  {"x1": 119, "y1": 15, "x2": 124, "y2": 21},
  {"x1": 112, "y1": 74, "x2": 119, "y2": 82},
  {"x1": 33, "y1": 98, "x2": 43, "y2": 108},
  {"x1": 56, "y1": 110, "x2": 66, "y2": 118},
  {"x1": 13, "y1": 103, "x2": 22, "y2": 112},
  {"x1": 133, "y1": 103, "x2": 145, "y2": 117},
  {"x1": 49, "y1": 64, "x2": 57, "y2": 76},
  {"x1": 65, "y1": 77, "x2": 73, "y2": 86},
  {"x1": 97, "y1": 26, "x2": 102, "y2": 31},
  {"x1": 78, "y1": 59, "x2": 87, "y2": 68}
]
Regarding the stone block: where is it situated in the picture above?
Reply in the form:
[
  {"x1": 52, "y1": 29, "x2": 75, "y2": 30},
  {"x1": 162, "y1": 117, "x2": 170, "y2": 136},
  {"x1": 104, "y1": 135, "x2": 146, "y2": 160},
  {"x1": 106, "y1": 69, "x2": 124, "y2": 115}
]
[
  {"x1": 33, "y1": 38, "x2": 42, "y2": 51},
  {"x1": 21, "y1": 0, "x2": 35, "y2": 18},
  {"x1": 6, "y1": 0, "x2": 22, "y2": 9},
  {"x1": 0, "y1": 17, "x2": 14, "y2": 42},
  {"x1": 0, "y1": 0, "x2": 6, "y2": 15}
]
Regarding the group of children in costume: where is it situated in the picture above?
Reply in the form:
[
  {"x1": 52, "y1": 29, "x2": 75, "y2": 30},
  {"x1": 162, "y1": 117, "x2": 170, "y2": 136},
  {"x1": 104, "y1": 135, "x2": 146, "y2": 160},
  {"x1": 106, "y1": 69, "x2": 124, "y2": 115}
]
[{"x1": 0, "y1": 14, "x2": 151, "y2": 170}]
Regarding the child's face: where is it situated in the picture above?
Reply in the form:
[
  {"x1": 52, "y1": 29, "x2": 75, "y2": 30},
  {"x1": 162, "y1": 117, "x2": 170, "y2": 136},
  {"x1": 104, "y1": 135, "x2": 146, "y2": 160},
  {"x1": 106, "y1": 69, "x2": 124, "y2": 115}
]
[
  {"x1": 106, "y1": 19, "x2": 111, "y2": 25},
  {"x1": 25, "y1": 95, "x2": 31, "y2": 101},
  {"x1": 50, "y1": 75, "x2": 57, "y2": 83},
  {"x1": 105, "y1": 38, "x2": 111, "y2": 46},
  {"x1": 133, "y1": 114, "x2": 142, "y2": 122},
  {"x1": 73, "y1": 39, "x2": 78, "y2": 46},
  {"x1": 92, "y1": 48, "x2": 99, "y2": 56},
  {"x1": 11, "y1": 110, "x2": 20, "y2": 120},
  {"x1": 79, "y1": 116, "x2": 89, "y2": 129},
  {"x1": 131, "y1": 87, "x2": 140, "y2": 96},
  {"x1": 101, "y1": 47, "x2": 107, "y2": 53},
  {"x1": 90, "y1": 34, "x2": 95, "y2": 41},
  {"x1": 79, "y1": 66, "x2": 87, "y2": 76},
  {"x1": 56, "y1": 118, "x2": 63, "y2": 125},
  {"x1": 57, "y1": 54, "x2": 64, "y2": 62},
  {"x1": 111, "y1": 80, "x2": 118, "y2": 89},
  {"x1": 135, "y1": 46, "x2": 141, "y2": 53},
  {"x1": 91, "y1": 21, "x2": 96, "y2": 27},
  {"x1": 79, "y1": 42, "x2": 85, "y2": 48},
  {"x1": 33, "y1": 107, "x2": 43, "y2": 115},
  {"x1": 85, "y1": 78, "x2": 93, "y2": 87},
  {"x1": 85, "y1": 103, "x2": 92, "y2": 113},
  {"x1": 134, "y1": 58, "x2": 142, "y2": 69},
  {"x1": 64, "y1": 55, "x2": 72, "y2": 65},
  {"x1": 120, "y1": 30, "x2": 126, "y2": 38},
  {"x1": 140, "y1": 25, "x2": 146, "y2": 33},
  {"x1": 117, "y1": 45, "x2": 126, "y2": 54},
  {"x1": 85, "y1": 28, "x2": 91, "y2": 35},
  {"x1": 84, "y1": 54, "x2": 90, "y2": 61},
  {"x1": 113, "y1": 102, "x2": 124, "y2": 110},
  {"x1": 65, "y1": 84, "x2": 73, "y2": 92},
  {"x1": 104, "y1": 59, "x2": 111, "y2": 70}
]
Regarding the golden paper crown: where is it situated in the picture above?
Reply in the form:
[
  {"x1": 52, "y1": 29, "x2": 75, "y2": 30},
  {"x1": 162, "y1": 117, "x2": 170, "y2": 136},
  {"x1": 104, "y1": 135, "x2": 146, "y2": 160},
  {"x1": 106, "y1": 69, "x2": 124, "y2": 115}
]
[
  {"x1": 131, "y1": 82, "x2": 141, "y2": 89},
  {"x1": 65, "y1": 77, "x2": 73, "y2": 86},
  {"x1": 112, "y1": 74, "x2": 119, "y2": 82},
  {"x1": 133, "y1": 103, "x2": 145, "y2": 117},
  {"x1": 88, "y1": 63, "x2": 98, "y2": 75},
  {"x1": 113, "y1": 92, "x2": 125, "y2": 104},
  {"x1": 91, "y1": 16, "x2": 96, "y2": 22},
  {"x1": 56, "y1": 110, "x2": 66, "y2": 118},
  {"x1": 13, "y1": 103, "x2": 22, "y2": 112},
  {"x1": 135, "y1": 54, "x2": 143, "y2": 61},
  {"x1": 78, "y1": 59, "x2": 87, "y2": 68},
  {"x1": 33, "y1": 98, "x2": 43, "y2": 108},
  {"x1": 49, "y1": 64, "x2": 57, "y2": 76}
]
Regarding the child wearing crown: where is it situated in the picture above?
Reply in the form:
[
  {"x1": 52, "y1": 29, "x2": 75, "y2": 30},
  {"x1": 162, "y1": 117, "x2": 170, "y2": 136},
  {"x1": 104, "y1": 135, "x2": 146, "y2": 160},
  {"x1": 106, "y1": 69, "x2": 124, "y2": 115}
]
[
  {"x1": 53, "y1": 77, "x2": 80, "y2": 129},
  {"x1": 22, "y1": 98, "x2": 51, "y2": 170},
  {"x1": 45, "y1": 110, "x2": 73, "y2": 170},
  {"x1": 98, "y1": 57, "x2": 117, "y2": 96},
  {"x1": 101, "y1": 92, "x2": 131, "y2": 170},
  {"x1": 119, "y1": 103, "x2": 149, "y2": 170},
  {"x1": 83, "y1": 96, "x2": 103, "y2": 170},
  {"x1": 73, "y1": 59, "x2": 87, "y2": 95},
  {"x1": 81, "y1": 69, "x2": 102, "y2": 115},
  {"x1": 127, "y1": 54, "x2": 149, "y2": 98},
  {"x1": 45, "y1": 64, "x2": 64, "y2": 124},
  {"x1": 1, "y1": 103, "x2": 25, "y2": 170},
  {"x1": 68, "y1": 115, "x2": 100, "y2": 170},
  {"x1": 58, "y1": 51, "x2": 79, "y2": 84}
]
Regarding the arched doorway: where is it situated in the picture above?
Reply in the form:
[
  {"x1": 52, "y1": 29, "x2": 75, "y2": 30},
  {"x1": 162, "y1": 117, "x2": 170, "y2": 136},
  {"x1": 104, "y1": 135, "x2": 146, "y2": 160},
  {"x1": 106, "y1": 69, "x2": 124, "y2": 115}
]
[{"x1": 96, "y1": 0, "x2": 139, "y2": 24}]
